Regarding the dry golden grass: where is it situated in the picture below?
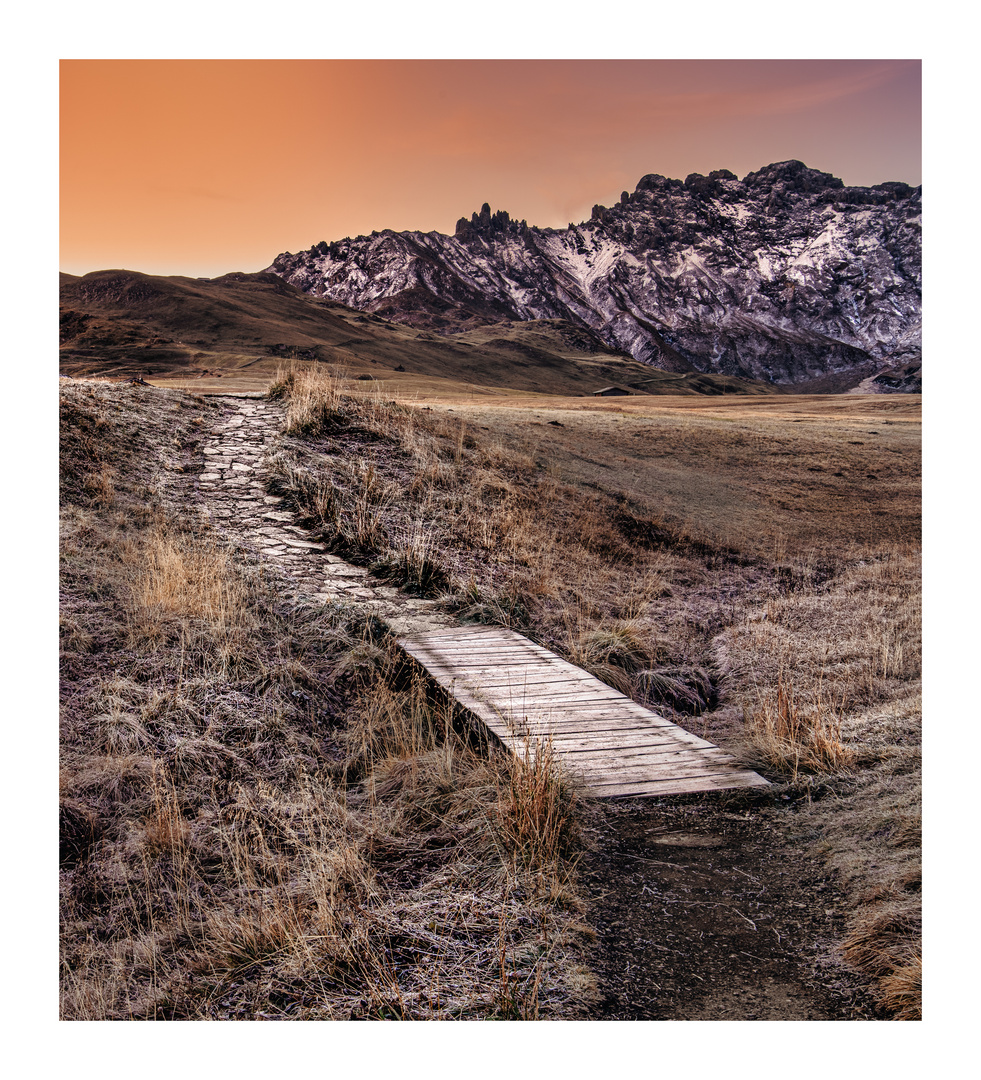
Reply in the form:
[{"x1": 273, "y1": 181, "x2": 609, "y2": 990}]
[
  {"x1": 269, "y1": 362, "x2": 344, "y2": 435},
  {"x1": 265, "y1": 366, "x2": 921, "y2": 1018},
  {"x1": 127, "y1": 524, "x2": 254, "y2": 651},
  {"x1": 877, "y1": 952, "x2": 922, "y2": 1021},
  {"x1": 494, "y1": 738, "x2": 583, "y2": 880},
  {"x1": 744, "y1": 673, "x2": 854, "y2": 779},
  {"x1": 59, "y1": 379, "x2": 595, "y2": 1021},
  {"x1": 81, "y1": 463, "x2": 116, "y2": 507}
]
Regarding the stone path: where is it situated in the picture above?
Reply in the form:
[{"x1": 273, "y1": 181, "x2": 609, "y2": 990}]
[{"x1": 196, "y1": 396, "x2": 455, "y2": 635}]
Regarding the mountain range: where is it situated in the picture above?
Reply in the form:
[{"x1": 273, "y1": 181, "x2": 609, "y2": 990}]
[{"x1": 267, "y1": 161, "x2": 921, "y2": 393}]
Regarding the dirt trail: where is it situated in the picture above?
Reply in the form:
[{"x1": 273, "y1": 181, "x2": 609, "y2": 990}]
[
  {"x1": 193, "y1": 395, "x2": 880, "y2": 1021},
  {"x1": 580, "y1": 798, "x2": 882, "y2": 1020}
]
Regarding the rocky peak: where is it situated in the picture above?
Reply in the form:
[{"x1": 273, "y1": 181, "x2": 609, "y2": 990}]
[
  {"x1": 742, "y1": 159, "x2": 845, "y2": 195},
  {"x1": 634, "y1": 172, "x2": 685, "y2": 195},
  {"x1": 455, "y1": 203, "x2": 526, "y2": 242}
]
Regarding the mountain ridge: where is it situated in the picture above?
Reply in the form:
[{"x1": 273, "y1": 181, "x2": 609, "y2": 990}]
[{"x1": 267, "y1": 161, "x2": 921, "y2": 391}]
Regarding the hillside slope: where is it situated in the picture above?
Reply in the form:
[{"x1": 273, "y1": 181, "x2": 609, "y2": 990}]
[{"x1": 59, "y1": 269, "x2": 776, "y2": 397}]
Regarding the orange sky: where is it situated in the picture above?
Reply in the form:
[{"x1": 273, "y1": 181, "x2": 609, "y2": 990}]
[{"x1": 60, "y1": 59, "x2": 920, "y2": 278}]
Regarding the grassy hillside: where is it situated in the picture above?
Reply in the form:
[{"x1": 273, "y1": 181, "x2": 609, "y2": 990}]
[{"x1": 59, "y1": 269, "x2": 780, "y2": 398}]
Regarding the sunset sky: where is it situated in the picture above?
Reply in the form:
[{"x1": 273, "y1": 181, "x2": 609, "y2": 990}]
[{"x1": 60, "y1": 59, "x2": 920, "y2": 279}]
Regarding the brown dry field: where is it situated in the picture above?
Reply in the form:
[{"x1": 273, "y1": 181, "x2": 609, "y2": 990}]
[
  {"x1": 261, "y1": 369, "x2": 921, "y2": 1018},
  {"x1": 150, "y1": 369, "x2": 922, "y2": 419},
  {"x1": 430, "y1": 395, "x2": 920, "y2": 557},
  {"x1": 61, "y1": 372, "x2": 921, "y2": 1020},
  {"x1": 155, "y1": 373, "x2": 919, "y2": 560}
]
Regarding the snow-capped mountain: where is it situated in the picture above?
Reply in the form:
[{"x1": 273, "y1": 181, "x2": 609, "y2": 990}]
[{"x1": 266, "y1": 161, "x2": 921, "y2": 389}]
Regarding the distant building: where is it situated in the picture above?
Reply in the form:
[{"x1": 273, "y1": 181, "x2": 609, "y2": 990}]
[{"x1": 592, "y1": 385, "x2": 632, "y2": 397}]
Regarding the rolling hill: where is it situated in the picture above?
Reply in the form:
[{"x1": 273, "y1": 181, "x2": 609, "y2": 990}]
[{"x1": 59, "y1": 269, "x2": 778, "y2": 397}]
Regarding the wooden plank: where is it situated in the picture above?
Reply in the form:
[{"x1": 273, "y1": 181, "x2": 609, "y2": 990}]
[
  {"x1": 410, "y1": 662, "x2": 574, "y2": 679},
  {"x1": 513, "y1": 707, "x2": 673, "y2": 723},
  {"x1": 448, "y1": 692, "x2": 701, "y2": 743},
  {"x1": 490, "y1": 739, "x2": 764, "y2": 786},
  {"x1": 514, "y1": 707, "x2": 679, "y2": 727},
  {"x1": 595, "y1": 767, "x2": 771, "y2": 791},
  {"x1": 467, "y1": 669, "x2": 619, "y2": 687},
  {"x1": 497, "y1": 716, "x2": 697, "y2": 738},
  {"x1": 414, "y1": 643, "x2": 558, "y2": 664},
  {"x1": 505, "y1": 721, "x2": 683, "y2": 740},
  {"x1": 402, "y1": 647, "x2": 565, "y2": 667},
  {"x1": 432, "y1": 684, "x2": 637, "y2": 711},
  {"x1": 411, "y1": 654, "x2": 589, "y2": 674},
  {"x1": 547, "y1": 732, "x2": 706, "y2": 751},
  {"x1": 490, "y1": 682, "x2": 632, "y2": 700},
  {"x1": 557, "y1": 752, "x2": 737, "y2": 773},
  {"x1": 461, "y1": 705, "x2": 713, "y2": 746},
  {"x1": 511, "y1": 720, "x2": 715, "y2": 748},
  {"x1": 493, "y1": 694, "x2": 635, "y2": 711},
  {"x1": 412, "y1": 627, "x2": 525, "y2": 639},
  {"x1": 589, "y1": 773, "x2": 771, "y2": 798},
  {"x1": 560, "y1": 752, "x2": 743, "y2": 782},
  {"x1": 402, "y1": 634, "x2": 554, "y2": 654},
  {"x1": 562, "y1": 742, "x2": 739, "y2": 766},
  {"x1": 403, "y1": 631, "x2": 550, "y2": 647},
  {"x1": 551, "y1": 734, "x2": 726, "y2": 760},
  {"x1": 396, "y1": 627, "x2": 769, "y2": 799},
  {"x1": 405, "y1": 628, "x2": 544, "y2": 640},
  {"x1": 417, "y1": 670, "x2": 606, "y2": 692},
  {"x1": 403, "y1": 651, "x2": 601, "y2": 679}
]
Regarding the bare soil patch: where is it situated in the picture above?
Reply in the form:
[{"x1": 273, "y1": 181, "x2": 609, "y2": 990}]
[{"x1": 581, "y1": 796, "x2": 883, "y2": 1020}]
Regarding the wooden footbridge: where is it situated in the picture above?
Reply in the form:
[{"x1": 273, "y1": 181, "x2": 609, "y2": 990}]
[{"x1": 397, "y1": 625, "x2": 769, "y2": 798}]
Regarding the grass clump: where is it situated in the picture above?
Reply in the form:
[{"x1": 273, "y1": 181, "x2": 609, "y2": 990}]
[
  {"x1": 446, "y1": 580, "x2": 533, "y2": 632},
  {"x1": 876, "y1": 952, "x2": 922, "y2": 1022},
  {"x1": 371, "y1": 527, "x2": 449, "y2": 597},
  {"x1": 270, "y1": 362, "x2": 344, "y2": 435},
  {"x1": 635, "y1": 666, "x2": 716, "y2": 714},
  {"x1": 566, "y1": 623, "x2": 656, "y2": 694},
  {"x1": 744, "y1": 673, "x2": 854, "y2": 779}
]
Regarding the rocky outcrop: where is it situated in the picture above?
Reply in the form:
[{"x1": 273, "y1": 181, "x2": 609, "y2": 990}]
[
  {"x1": 850, "y1": 361, "x2": 922, "y2": 394},
  {"x1": 266, "y1": 162, "x2": 921, "y2": 389}
]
